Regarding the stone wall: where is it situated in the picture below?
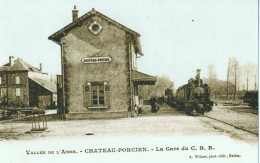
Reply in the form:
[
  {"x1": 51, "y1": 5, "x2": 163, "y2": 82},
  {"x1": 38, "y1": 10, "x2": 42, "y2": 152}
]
[
  {"x1": 0, "y1": 72, "x2": 8, "y2": 105},
  {"x1": 60, "y1": 15, "x2": 131, "y2": 118},
  {"x1": 0, "y1": 71, "x2": 29, "y2": 107}
]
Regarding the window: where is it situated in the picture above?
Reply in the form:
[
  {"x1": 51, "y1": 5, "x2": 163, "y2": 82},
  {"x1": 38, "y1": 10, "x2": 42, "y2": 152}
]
[
  {"x1": 15, "y1": 76, "x2": 20, "y2": 84},
  {"x1": 16, "y1": 88, "x2": 20, "y2": 96},
  {"x1": 89, "y1": 21, "x2": 102, "y2": 35},
  {"x1": 84, "y1": 82, "x2": 111, "y2": 107},
  {"x1": 91, "y1": 84, "x2": 104, "y2": 106},
  {"x1": 0, "y1": 88, "x2": 5, "y2": 98},
  {"x1": 0, "y1": 76, "x2": 2, "y2": 84}
]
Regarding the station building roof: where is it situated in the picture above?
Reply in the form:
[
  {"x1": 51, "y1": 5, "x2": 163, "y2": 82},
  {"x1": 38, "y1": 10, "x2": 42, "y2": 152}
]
[{"x1": 48, "y1": 8, "x2": 143, "y2": 56}]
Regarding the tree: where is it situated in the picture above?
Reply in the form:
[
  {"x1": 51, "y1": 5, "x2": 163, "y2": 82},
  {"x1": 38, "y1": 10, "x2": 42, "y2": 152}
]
[
  {"x1": 226, "y1": 58, "x2": 231, "y2": 99},
  {"x1": 208, "y1": 64, "x2": 218, "y2": 99},
  {"x1": 138, "y1": 75, "x2": 174, "y2": 99},
  {"x1": 255, "y1": 70, "x2": 257, "y2": 91},
  {"x1": 247, "y1": 64, "x2": 249, "y2": 91},
  {"x1": 203, "y1": 77, "x2": 236, "y2": 100},
  {"x1": 165, "y1": 88, "x2": 173, "y2": 96},
  {"x1": 229, "y1": 57, "x2": 240, "y2": 100},
  {"x1": 238, "y1": 62, "x2": 257, "y2": 91},
  {"x1": 208, "y1": 64, "x2": 217, "y2": 84}
]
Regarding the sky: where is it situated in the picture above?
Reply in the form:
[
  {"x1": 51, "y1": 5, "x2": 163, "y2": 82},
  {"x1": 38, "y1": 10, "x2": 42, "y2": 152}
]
[{"x1": 0, "y1": 0, "x2": 258, "y2": 88}]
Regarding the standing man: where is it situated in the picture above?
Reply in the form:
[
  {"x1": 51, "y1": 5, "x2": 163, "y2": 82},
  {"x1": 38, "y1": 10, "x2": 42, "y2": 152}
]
[
  {"x1": 161, "y1": 95, "x2": 165, "y2": 105},
  {"x1": 154, "y1": 96, "x2": 159, "y2": 112},
  {"x1": 158, "y1": 96, "x2": 162, "y2": 106},
  {"x1": 150, "y1": 96, "x2": 155, "y2": 113}
]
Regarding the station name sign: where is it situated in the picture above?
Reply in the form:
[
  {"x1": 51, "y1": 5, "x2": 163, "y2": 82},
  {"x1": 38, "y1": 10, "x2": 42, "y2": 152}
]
[{"x1": 82, "y1": 57, "x2": 112, "y2": 64}]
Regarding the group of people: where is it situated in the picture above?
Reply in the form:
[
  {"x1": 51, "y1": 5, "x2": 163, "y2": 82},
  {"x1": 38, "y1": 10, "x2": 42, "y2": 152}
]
[
  {"x1": 133, "y1": 95, "x2": 165, "y2": 115},
  {"x1": 149, "y1": 95, "x2": 165, "y2": 113}
]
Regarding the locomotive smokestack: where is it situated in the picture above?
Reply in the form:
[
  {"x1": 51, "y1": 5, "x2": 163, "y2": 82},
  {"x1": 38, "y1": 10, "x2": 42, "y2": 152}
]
[{"x1": 196, "y1": 69, "x2": 201, "y2": 86}]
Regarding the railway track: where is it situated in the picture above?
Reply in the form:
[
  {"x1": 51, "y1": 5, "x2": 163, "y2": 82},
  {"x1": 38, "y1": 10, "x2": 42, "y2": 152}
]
[
  {"x1": 220, "y1": 107, "x2": 258, "y2": 115},
  {"x1": 202, "y1": 114, "x2": 258, "y2": 136}
]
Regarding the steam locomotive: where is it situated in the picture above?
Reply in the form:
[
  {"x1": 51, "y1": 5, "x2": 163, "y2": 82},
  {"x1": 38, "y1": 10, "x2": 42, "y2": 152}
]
[{"x1": 175, "y1": 69, "x2": 213, "y2": 115}]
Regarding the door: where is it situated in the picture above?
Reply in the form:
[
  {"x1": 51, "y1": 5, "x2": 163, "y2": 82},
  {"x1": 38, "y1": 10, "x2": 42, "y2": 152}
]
[
  {"x1": 38, "y1": 95, "x2": 44, "y2": 109},
  {"x1": 0, "y1": 88, "x2": 7, "y2": 105},
  {"x1": 38, "y1": 95, "x2": 51, "y2": 109}
]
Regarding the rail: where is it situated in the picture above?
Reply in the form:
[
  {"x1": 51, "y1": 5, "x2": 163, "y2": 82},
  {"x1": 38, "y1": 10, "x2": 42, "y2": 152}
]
[{"x1": 202, "y1": 115, "x2": 258, "y2": 136}]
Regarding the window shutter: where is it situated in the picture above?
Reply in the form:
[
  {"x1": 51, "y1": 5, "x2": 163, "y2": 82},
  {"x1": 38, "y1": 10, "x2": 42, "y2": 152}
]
[
  {"x1": 104, "y1": 84, "x2": 111, "y2": 106},
  {"x1": 84, "y1": 85, "x2": 91, "y2": 107}
]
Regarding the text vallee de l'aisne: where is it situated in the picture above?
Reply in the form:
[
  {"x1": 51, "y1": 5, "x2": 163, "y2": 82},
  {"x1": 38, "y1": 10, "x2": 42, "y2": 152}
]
[{"x1": 82, "y1": 57, "x2": 112, "y2": 64}]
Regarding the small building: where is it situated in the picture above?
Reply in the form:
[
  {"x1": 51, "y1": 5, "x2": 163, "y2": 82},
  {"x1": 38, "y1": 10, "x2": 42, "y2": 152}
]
[
  {"x1": 0, "y1": 57, "x2": 57, "y2": 109},
  {"x1": 49, "y1": 6, "x2": 156, "y2": 119}
]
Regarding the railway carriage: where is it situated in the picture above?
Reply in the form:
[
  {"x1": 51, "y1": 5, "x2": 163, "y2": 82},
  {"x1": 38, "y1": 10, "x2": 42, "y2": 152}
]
[{"x1": 243, "y1": 91, "x2": 258, "y2": 108}]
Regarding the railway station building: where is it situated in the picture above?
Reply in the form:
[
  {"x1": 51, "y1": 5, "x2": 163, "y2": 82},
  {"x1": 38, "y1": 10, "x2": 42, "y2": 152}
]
[
  {"x1": 49, "y1": 6, "x2": 156, "y2": 119},
  {"x1": 0, "y1": 57, "x2": 57, "y2": 109}
]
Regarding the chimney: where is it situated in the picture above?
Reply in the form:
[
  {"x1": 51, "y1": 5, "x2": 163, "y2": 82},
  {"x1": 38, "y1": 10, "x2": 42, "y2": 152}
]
[
  {"x1": 72, "y1": 5, "x2": 78, "y2": 22},
  {"x1": 9, "y1": 56, "x2": 14, "y2": 66},
  {"x1": 40, "y1": 63, "x2": 42, "y2": 72}
]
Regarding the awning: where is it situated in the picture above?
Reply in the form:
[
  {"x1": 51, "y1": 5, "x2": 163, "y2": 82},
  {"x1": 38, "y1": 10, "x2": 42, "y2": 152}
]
[{"x1": 132, "y1": 70, "x2": 156, "y2": 85}]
